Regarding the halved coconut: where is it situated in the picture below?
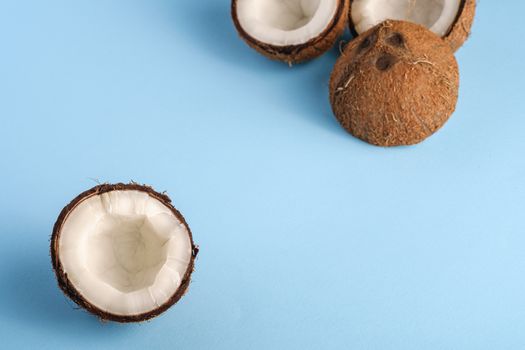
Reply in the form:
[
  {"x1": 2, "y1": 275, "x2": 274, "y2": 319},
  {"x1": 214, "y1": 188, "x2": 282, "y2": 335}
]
[
  {"x1": 349, "y1": 0, "x2": 476, "y2": 51},
  {"x1": 232, "y1": 0, "x2": 349, "y2": 63},
  {"x1": 329, "y1": 20, "x2": 459, "y2": 146},
  {"x1": 51, "y1": 183, "x2": 198, "y2": 322}
]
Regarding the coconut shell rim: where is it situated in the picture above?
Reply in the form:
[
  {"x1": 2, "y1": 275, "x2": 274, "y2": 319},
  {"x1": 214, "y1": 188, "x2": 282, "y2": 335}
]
[
  {"x1": 231, "y1": 0, "x2": 348, "y2": 62},
  {"x1": 50, "y1": 183, "x2": 199, "y2": 323}
]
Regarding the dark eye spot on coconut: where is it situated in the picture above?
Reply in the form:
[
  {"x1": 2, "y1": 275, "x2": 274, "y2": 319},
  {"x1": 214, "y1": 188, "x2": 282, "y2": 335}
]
[
  {"x1": 357, "y1": 33, "x2": 376, "y2": 54},
  {"x1": 376, "y1": 53, "x2": 398, "y2": 71},
  {"x1": 386, "y1": 32, "x2": 405, "y2": 48}
]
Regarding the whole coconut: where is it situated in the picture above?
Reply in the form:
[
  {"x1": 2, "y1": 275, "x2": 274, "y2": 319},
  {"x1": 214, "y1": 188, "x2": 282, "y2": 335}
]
[{"x1": 329, "y1": 20, "x2": 459, "y2": 147}]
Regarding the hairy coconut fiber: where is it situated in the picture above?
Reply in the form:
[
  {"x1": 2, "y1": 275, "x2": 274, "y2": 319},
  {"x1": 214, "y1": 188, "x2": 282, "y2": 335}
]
[
  {"x1": 51, "y1": 183, "x2": 199, "y2": 323},
  {"x1": 232, "y1": 0, "x2": 349, "y2": 64},
  {"x1": 330, "y1": 20, "x2": 459, "y2": 146}
]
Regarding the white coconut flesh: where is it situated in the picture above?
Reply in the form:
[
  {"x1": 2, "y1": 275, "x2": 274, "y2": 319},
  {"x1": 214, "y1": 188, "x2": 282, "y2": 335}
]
[
  {"x1": 352, "y1": 0, "x2": 461, "y2": 37},
  {"x1": 236, "y1": 0, "x2": 339, "y2": 46},
  {"x1": 58, "y1": 190, "x2": 192, "y2": 316}
]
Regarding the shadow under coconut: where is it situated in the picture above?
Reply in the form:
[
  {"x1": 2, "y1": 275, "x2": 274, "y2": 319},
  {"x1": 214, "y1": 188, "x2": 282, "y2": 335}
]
[
  {"x1": 159, "y1": 0, "x2": 289, "y2": 72},
  {"x1": 280, "y1": 44, "x2": 359, "y2": 139},
  {"x1": 154, "y1": 1, "x2": 361, "y2": 139},
  {"x1": 1, "y1": 240, "x2": 133, "y2": 337}
]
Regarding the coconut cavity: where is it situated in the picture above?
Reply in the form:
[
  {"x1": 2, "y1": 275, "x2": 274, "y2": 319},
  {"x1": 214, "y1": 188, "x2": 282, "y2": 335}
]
[
  {"x1": 350, "y1": 0, "x2": 476, "y2": 51},
  {"x1": 351, "y1": 0, "x2": 461, "y2": 36},
  {"x1": 232, "y1": 0, "x2": 349, "y2": 63},
  {"x1": 329, "y1": 20, "x2": 459, "y2": 146},
  {"x1": 236, "y1": 0, "x2": 338, "y2": 45},
  {"x1": 51, "y1": 184, "x2": 197, "y2": 322}
]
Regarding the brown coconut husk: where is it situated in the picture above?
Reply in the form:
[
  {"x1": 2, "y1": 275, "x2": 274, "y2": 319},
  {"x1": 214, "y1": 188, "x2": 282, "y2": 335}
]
[
  {"x1": 330, "y1": 20, "x2": 459, "y2": 146},
  {"x1": 50, "y1": 183, "x2": 199, "y2": 323}
]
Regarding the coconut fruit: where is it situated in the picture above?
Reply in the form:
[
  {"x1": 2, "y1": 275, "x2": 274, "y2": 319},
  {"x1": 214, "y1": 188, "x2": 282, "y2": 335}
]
[
  {"x1": 329, "y1": 20, "x2": 459, "y2": 146},
  {"x1": 232, "y1": 0, "x2": 349, "y2": 64},
  {"x1": 349, "y1": 0, "x2": 476, "y2": 51},
  {"x1": 51, "y1": 183, "x2": 198, "y2": 322}
]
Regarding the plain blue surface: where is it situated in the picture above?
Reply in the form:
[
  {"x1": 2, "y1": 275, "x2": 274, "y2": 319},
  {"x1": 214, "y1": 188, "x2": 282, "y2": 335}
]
[{"x1": 0, "y1": 1, "x2": 524, "y2": 349}]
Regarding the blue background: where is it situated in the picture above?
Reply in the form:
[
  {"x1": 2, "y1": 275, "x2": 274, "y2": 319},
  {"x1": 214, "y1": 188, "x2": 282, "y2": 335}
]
[{"x1": 0, "y1": 1, "x2": 523, "y2": 349}]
